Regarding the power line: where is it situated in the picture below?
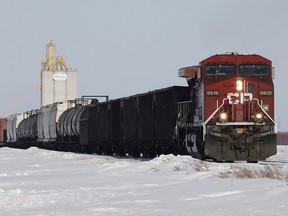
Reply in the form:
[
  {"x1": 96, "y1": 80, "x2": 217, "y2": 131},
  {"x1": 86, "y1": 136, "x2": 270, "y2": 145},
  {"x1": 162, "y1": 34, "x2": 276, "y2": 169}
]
[{"x1": 0, "y1": 84, "x2": 40, "y2": 117}]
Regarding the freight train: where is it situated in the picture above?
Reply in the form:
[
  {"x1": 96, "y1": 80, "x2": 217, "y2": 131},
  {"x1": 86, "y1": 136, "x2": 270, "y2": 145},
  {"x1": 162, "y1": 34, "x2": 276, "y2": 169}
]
[{"x1": 0, "y1": 53, "x2": 277, "y2": 162}]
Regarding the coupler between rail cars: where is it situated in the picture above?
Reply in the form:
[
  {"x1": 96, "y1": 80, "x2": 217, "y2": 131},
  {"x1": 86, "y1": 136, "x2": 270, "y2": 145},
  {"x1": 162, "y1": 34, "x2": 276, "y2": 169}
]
[{"x1": 204, "y1": 133, "x2": 277, "y2": 162}]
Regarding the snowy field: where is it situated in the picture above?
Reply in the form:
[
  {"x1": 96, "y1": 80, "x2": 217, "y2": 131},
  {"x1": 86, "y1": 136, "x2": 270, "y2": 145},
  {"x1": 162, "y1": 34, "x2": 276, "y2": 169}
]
[{"x1": 0, "y1": 146, "x2": 288, "y2": 216}]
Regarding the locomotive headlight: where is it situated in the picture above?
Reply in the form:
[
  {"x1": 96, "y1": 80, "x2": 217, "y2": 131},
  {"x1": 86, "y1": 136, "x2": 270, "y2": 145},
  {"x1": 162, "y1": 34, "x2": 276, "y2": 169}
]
[
  {"x1": 255, "y1": 113, "x2": 263, "y2": 119},
  {"x1": 236, "y1": 80, "x2": 243, "y2": 91},
  {"x1": 220, "y1": 112, "x2": 227, "y2": 121}
]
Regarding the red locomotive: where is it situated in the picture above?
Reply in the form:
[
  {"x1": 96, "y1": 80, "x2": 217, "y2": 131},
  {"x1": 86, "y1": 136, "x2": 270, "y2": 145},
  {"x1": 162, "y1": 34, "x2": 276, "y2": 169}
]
[{"x1": 178, "y1": 52, "x2": 276, "y2": 161}]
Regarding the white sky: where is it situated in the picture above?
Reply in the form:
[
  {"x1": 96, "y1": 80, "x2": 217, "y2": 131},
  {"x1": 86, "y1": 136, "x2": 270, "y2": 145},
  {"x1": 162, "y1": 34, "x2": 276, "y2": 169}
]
[{"x1": 0, "y1": 0, "x2": 287, "y2": 130}]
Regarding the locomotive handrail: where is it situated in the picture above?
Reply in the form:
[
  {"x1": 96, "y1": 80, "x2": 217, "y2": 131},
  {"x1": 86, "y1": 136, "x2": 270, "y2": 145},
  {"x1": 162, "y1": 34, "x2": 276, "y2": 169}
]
[
  {"x1": 216, "y1": 122, "x2": 265, "y2": 126},
  {"x1": 253, "y1": 98, "x2": 277, "y2": 133},
  {"x1": 203, "y1": 98, "x2": 228, "y2": 140},
  {"x1": 177, "y1": 100, "x2": 192, "y2": 104}
]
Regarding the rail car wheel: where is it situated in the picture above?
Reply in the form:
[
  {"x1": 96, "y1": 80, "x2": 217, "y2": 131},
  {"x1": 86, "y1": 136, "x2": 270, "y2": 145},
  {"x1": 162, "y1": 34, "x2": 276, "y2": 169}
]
[
  {"x1": 73, "y1": 144, "x2": 81, "y2": 153},
  {"x1": 171, "y1": 140, "x2": 182, "y2": 155},
  {"x1": 65, "y1": 144, "x2": 73, "y2": 152},
  {"x1": 118, "y1": 149, "x2": 126, "y2": 157},
  {"x1": 134, "y1": 143, "x2": 141, "y2": 157},
  {"x1": 157, "y1": 143, "x2": 162, "y2": 155},
  {"x1": 81, "y1": 145, "x2": 90, "y2": 154},
  {"x1": 163, "y1": 141, "x2": 174, "y2": 155},
  {"x1": 131, "y1": 142, "x2": 140, "y2": 157},
  {"x1": 118, "y1": 143, "x2": 126, "y2": 157},
  {"x1": 148, "y1": 150, "x2": 157, "y2": 158},
  {"x1": 149, "y1": 143, "x2": 157, "y2": 158},
  {"x1": 141, "y1": 141, "x2": 157, "y2": 158},
  {"x1": 103, "y1": 143, "x2": 113, "y2": 155},
  {"x1": 36, "y1": 143, "x2": 40, "y2": 149},
  {"x1": 248, "y1": 161, "x2": 258, "y2": 163},
  {"x1": 50, "y1": 143, "x2": 58, "y2": 151},
  {"x1": 95, "y1": 144, "x2": 102, "y2": 155},
  {"x1": 58, "y1": 144, "x2": 66, "y2": 151},
  {"x1": 107, "y1": 148, "x2": 113, "y2": 155}
]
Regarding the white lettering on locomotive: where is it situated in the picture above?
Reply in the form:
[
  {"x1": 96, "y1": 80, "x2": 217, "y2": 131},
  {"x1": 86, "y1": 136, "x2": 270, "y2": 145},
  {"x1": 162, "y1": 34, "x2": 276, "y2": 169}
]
[{"x1": 227, "y1": 93, "x2": 253, "y2": 104}]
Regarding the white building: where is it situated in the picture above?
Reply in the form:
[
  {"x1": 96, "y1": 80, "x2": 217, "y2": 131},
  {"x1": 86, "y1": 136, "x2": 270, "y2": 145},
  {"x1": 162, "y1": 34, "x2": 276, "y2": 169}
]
[{"x1": 40, "y1": 41, "x2": 78, "y2": 107}]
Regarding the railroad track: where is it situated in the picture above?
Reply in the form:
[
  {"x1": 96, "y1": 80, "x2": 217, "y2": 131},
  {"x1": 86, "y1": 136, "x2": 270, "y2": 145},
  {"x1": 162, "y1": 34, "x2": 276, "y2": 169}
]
[{"x1": 259, "y1": 158, "x2": 288, "y2": 166}]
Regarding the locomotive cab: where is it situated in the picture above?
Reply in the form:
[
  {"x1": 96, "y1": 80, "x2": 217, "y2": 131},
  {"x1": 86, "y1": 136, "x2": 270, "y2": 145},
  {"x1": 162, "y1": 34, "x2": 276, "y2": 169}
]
[{"x1": 179, "y1": 53, "x2": 277, "y2": 161}]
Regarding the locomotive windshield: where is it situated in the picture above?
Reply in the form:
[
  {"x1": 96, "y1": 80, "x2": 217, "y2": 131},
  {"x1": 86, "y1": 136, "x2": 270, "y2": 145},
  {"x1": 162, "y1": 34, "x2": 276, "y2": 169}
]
[
  {"x1": 205, "y1": 65, "x2": 236, "y2": 76},
  {"x1": 239, "y1": 64, "x2": 269, "y2": 76}
]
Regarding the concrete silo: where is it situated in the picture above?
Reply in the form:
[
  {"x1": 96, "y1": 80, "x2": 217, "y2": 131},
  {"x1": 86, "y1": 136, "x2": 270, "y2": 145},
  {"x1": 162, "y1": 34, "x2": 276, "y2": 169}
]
[{"x1": 40, "y1": 41, "x2": 78, "y2": 107}]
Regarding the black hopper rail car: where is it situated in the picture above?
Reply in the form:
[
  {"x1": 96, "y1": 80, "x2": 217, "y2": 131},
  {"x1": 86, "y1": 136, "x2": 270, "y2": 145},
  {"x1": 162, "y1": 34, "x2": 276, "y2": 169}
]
[{"x1": 5, "y1": 86, "x2": 191, "y2": 158}]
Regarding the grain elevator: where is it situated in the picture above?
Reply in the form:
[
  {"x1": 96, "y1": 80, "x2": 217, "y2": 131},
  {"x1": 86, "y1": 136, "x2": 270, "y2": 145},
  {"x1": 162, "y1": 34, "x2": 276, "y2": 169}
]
[{"x1": 40, "y1": 41, "x2": 78, "y2": 107}]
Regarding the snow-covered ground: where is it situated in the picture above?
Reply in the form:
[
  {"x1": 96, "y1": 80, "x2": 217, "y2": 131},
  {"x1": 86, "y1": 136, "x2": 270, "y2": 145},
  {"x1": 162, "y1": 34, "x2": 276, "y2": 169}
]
[{"x1": 0, "y1": 146, "x2": 288, "y2": 216}]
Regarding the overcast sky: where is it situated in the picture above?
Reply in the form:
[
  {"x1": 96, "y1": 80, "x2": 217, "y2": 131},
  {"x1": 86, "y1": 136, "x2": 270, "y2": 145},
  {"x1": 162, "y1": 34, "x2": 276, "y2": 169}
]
[{"x1": 0, "y1": 0, "x2": 287, "y2": 131}]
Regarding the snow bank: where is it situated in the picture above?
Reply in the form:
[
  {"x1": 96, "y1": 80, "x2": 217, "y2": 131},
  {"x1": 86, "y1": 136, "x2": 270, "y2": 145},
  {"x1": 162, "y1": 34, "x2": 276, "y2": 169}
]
[{"x1": 0, "y1": 146, "x2": 288, "y2": 216}]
